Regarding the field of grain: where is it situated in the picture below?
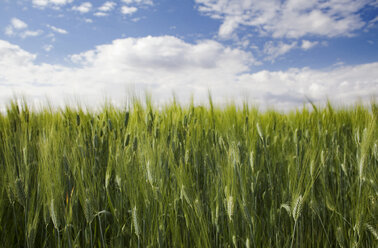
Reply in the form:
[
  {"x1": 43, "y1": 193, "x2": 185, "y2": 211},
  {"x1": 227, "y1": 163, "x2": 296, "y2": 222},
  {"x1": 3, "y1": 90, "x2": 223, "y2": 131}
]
[{"x1": 0, "y1": 100, "x2": 377, "y2": 247}]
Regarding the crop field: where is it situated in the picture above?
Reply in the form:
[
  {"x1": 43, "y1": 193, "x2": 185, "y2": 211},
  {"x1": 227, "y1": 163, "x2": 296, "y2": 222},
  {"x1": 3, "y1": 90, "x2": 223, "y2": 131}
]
[{"x1": 0, "y1": 99, "x2": 377, "y2": 247}]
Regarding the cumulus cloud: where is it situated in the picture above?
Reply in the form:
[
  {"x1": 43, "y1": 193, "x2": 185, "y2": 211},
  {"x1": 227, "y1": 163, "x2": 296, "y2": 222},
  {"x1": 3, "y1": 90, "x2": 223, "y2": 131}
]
[
  {"x1": 94, "y1": 12, "x2": 108, "y2": 17},
  {"x1": 366, "y1": 16, "x2": 378, "y2": 29},
  {"x1": 11, "y1": 18, "x2": 28, "y2": 29},
  {"x1": 69, "y1": 36, "x2": 254, "y2": 75},
  {"x1": 237, "y1": 64, "x2": 378, "y2": 109},
  {"x1": 5, "y1": 18, "x2": 27, "y2": 36},
  {"x1": 263, "y1": 41, "x2": 297, "y2": 61},
  {"x1": 5, "y1": 18, "x2": 43, "y2": 39},
  {"x1": 0, "y1": 40, "x2": 36, "y2": 65},
  {"x1": 32, "y1": 0, "x2": 73, "y2": 8},
  {"x1": 121, "y1": 0, "x2": 153, "y2": 5},
  {"x1": 0, "y1": 37, "x2": 376, "y2": 110},
  {"x1": 121, "y1": 6, "x2": 138, "y2": 15},
  {"x1": 94, "y1": 1, "x2": 117, "y2": 16},
  {"x1": 47, "y1": 25, "x2": 68, "y2": 34},
  {"x1": 301, "y1": 40, "x2": 319, "y2": 50},
  {"x1": 19, "y1": 30, "x2": 43, "y2": 38},
  {"x1": 119, "y1": 0, "x2": 154, "y2": 15},
  {"x1": 219, "y1": 17, "x2": 240, "y2": 39},
  {"x1": 195, "y1": 0, "x2": 375, "y2": 39},
  {"x1": 99, "y1": 1, "x2": 117, "y2": 12},
  {"x1": 72, "y1": 2, "x2": 92, "y2": 13},
  {"x1": 43, "y1": 44, "x2": 53, "y2": 52}
]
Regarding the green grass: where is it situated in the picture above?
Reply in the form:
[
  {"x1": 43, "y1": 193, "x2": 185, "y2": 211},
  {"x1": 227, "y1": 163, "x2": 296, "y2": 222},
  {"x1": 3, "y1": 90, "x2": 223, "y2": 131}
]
[{"x1": 0, "y1": 99, "x2": 377, "y2": 247}]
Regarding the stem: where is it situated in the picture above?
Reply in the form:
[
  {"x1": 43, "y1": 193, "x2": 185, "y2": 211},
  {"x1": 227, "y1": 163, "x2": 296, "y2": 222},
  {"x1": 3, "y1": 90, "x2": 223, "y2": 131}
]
[
  {"x1": 12, "y1": 205, "x2": 19, "y2": 248},
  {"x1": 57, "y1": 229, "x2": 61, "y2": 248},
  {"x1": 98, "y1": 215, "x2": 105, "y2": 248},
  {"x1": 290, "y1": 220, "x2": 297, "y2": 248},
  {"x1": 25, "y1": 199, "x2": 27, "y2": 248},
  {"x1": 67, "y1": 225, "x2": 72, "y2": 248},
  {"x1": 89, "y1": 222, "x2": 93, "y2": 248}
]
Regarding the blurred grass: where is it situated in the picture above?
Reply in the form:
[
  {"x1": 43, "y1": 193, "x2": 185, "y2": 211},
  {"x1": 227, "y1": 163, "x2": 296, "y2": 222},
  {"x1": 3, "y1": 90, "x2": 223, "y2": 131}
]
[{"x1": 0, "y1": 99, "x2": 377, "y2": 247}]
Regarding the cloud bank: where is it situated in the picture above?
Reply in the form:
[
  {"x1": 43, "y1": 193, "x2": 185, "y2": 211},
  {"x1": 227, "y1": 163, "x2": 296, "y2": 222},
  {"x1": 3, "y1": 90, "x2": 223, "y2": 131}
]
[{"x1": 0, "y1": 37, "x2": 376, "y2": 110}]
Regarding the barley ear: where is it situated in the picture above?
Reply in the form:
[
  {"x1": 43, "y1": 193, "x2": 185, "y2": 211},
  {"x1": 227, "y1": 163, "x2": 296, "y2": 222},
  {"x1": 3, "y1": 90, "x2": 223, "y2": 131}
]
[
  {"x1": 132, "y1": 205, "x2": 140, "y2": 237},
  {"x1": 280, "y1": 203, "x2": 292, "y2": 217},
  {"x1": 84, "y1": 198, "x2": 94, "y2": 224},
  {"x1": 292, "y1": 195, "x2": 303, "y2": 222},
  {"x1": 227, "y1": 196, "x2": 234, "y2": 222},
  {"x1": 365, "y1": 224, "x2": 378, "y2": 240},
  {"x1": 50, "y1": 199, "x2": 59, "y2": 230}
]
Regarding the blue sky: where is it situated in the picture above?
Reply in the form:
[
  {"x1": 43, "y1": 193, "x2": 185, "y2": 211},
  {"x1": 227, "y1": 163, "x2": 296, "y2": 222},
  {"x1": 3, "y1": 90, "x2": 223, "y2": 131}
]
[{"x1": 1, "y1": 0, "x2": 377, "y2": 109}]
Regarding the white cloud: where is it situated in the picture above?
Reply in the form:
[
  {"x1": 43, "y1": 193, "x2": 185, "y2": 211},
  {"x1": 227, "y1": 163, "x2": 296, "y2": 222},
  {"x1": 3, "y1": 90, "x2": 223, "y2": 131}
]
[
  {"x1": 5, "y1": 18, "x2": 42, "y2": 39},
  {"x1": 121, "y1": 6, "x2": 138, "y2": 15},
  {"x1": 121, "y1": 0, "x2": 153, "y2": 5},
  {"x1": 219, "y1": 17, "x2": 240, "y2": 39},
  {"x1": 0, "y1": 37, "x2": 376, "y2": 110},
  {"x1": 72, "y1": 2, "x2": 92, "y2": 13},
  {"x1": 369, "y1": 16, "x2": 378, "y2": 24},
  {"x1": 19, "y1": 30, "x2": 43, "y2": 38},
  {"x1": 263, "y1": 41, "x2": 297, "y2": 61},
  {"x1": 131, "y1": 17, "x2": 142, "y2": 22},
  {"x1": 195, "y1": 0, "x2": 371, "y2": 39},
  {"x1": 32, "y1": 0, "x2": 73, "y2": 8},
  {"x1": 5, "y1": 26, "x2": 15, "y2": 36},
  {"x1": 43, "y1": 44, "x2": 53, "y2": 52},
  {"x1": 237, "y1": 64, "x2": 378, "y2": 109},
  {"x1": 32, "y1": 0, "x2": 48, "y2": 6},
  {"x1": 0, "y1": 36, "x2": 253, "y2": 107},
  {"x1": 366, "y1": 16, "x2": 378, "y2": 29},
  {"x1": 69, "y1": 36, "x2": 254, "y2": 71},
  {"x1": 301, "y1": 40, "x2": 319, "y2": 50},
  {"x1": 94, "y1": 2, "x2": 118, "y2": 17},
  {"x1": 47, "y1": 25, "x2": 68, "y2": 34},
  {"x1": 94, "y1": 12, "x2": 108, "y2": 17},
  {"x1": 11, "y1": 18, "x2": 28, "y2": 29},
  {"x1": 5, "y1": 18, "x2": 28, "y2": 36},
  {"x1": 84, "y1": 18, "x2": 93, "y2": 23},
  {"x1": 0, "y1": 40, "x2": 36, "y2": 65},
  {"x1": 99, "y1": 1, "x2": 116, "y2": 12}
]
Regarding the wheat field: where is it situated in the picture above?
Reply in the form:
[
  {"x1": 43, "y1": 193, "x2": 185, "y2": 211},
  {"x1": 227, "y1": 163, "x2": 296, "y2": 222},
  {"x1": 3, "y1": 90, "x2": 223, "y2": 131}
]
[{"x1": 0, "y1": 99, "x2": 377, "y2": 247}]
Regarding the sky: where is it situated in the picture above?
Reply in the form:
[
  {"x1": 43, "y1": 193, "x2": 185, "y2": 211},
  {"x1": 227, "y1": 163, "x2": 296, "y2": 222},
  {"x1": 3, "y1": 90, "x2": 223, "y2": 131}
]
[{"x1": 0, "y1": 0, "x2": 378, "y2": 110}]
